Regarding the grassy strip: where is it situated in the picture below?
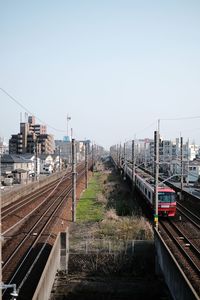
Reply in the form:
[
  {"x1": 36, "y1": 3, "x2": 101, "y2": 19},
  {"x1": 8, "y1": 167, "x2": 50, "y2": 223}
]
[{"x1": 76, "y1": 173, "x2": 104, "y2": 222}]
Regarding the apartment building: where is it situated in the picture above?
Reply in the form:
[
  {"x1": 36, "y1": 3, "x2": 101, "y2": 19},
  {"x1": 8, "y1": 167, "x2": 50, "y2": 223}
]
[{"x1": 9, "y1": 115, "x2": 55, "y2": 155}]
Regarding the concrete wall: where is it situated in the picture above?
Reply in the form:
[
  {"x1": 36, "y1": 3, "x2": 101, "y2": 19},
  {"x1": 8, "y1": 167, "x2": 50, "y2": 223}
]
[
  {"x1": 32, "y1": 231, "x2": 68, "y2": 300},
  {"x1": 1, "y1": 170, "x2": 67, "y2": 208},
  {"x1": 155, "y1": 229, "x2": 199, "y2": 300}
]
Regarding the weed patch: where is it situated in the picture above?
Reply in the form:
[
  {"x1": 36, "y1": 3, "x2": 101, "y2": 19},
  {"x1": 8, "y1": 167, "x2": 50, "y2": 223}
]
[{"x1": 76, "y1": 173, "x2": 104, "y2": 222}]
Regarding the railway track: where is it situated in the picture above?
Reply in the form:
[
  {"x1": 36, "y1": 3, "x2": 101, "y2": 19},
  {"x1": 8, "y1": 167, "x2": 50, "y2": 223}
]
[
  {"x1": 177, "y1": 202, "x2": 200, "y2": 230},
  {"x1": 2, "y1": 170, "x2": 72, "y2": 233},
  {"x1": 2, "y1": 163, "x2": 88, "y2": 299},
  {"x1": 159, "y1": 218, "x2": 200, "y2": 297}
]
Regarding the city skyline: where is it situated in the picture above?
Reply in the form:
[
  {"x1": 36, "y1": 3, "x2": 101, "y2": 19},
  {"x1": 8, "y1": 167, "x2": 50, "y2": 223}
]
[{"x1": 1, "y1": 1, "x2": 200, "y2": 149}]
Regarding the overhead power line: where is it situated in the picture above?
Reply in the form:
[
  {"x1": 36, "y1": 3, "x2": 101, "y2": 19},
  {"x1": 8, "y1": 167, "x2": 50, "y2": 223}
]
[
  {"x1": 0, "y1": 87, "x2": 66, "y2": 133},
  {"x1": 161, "y1": 116, "x2": 200, "y2": 121}
]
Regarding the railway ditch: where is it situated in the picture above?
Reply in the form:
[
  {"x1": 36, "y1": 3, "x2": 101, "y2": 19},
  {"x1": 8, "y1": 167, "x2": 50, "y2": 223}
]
[{"x1": 50, "y1": 158, "x2": 172, "y2": 300}]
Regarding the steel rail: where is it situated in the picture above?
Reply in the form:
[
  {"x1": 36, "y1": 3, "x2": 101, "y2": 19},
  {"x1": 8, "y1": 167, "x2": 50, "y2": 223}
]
[
  {"x1": 159, "y1": 220, "x2": 200, "y2": 276},
  {"x1": 2, "y1": 170, "x2": 71, "y2": 219},
  {"x1": 3, "y1": 166, "x2": 86, "y2": 295},
  {"x1": 177, "y1": 203, "x2": 200, "y2": 230},
  {"x1": 2, "y1": 183, "x2": 71, "y2": 271}
]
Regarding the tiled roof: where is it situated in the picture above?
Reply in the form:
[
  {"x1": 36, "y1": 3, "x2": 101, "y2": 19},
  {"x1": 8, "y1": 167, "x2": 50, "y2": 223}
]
[{"x1": 1, "y1": 154, "x2": 32, "y2": 163}]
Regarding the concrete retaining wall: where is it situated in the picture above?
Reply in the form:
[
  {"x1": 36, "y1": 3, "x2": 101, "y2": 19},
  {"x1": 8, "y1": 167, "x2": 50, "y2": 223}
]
[
  {"x1": 155, "y1": 229, "x2": 199, "y2": 300},
  {"x1": 32, "y1": 230, "x2": 69, "y2": 300},
  {"x1": 1, "y1": 170, "x2": 67, "y2": 208}
]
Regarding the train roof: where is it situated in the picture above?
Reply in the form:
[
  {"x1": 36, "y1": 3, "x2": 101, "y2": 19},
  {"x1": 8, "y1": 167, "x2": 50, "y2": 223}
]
[
  {"x1": 135, "y1": 170, "x2": 176, "y2": 193},
  {"x1": 158, "y1": 186, "x2": 175, "y2": 193}
]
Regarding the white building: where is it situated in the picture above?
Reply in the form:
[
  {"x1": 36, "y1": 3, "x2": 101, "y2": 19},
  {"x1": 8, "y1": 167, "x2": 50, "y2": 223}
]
[
  {"x1": 187, "y1": 160, "x2": 200, "y2": 183},
  {"x1": 0, "y1": 137, "x2": 8, "y2": 154},
  {"x1": 39, "y1": 154, "x2": 54, "y2": 174}
]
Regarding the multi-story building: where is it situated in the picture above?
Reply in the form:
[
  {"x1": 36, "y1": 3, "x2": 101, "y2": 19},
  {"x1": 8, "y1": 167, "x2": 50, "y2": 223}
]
[
  {"x1": 9, "y1": 115, "x2": 54, "y2": 155},
  {"x1": 0, "y1": 137, "x2": 8, "y2": 154},
  {"x1": 55, "y1": 139, "x2": 91, "y2": 163}
]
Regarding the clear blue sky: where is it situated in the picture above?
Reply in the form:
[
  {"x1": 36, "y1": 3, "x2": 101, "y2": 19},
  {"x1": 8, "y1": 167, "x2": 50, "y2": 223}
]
[{"x1": 1, "y1": 0, "x2": 200, "y2": 149}]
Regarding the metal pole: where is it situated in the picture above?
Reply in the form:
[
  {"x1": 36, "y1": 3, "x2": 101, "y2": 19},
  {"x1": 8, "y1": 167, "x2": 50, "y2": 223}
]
[
  {"x1": 186, "y1": 139, "x2": 189, "y2": 186},
  {"x1": 59, "y1": 146, "x2": 61, "y2": 171},
  {"x1": 180, "y1": 136, "x2": 183, "y2": 199},
  {"x1": 72, "y1": 138, "x2": 76, "y2": 222},
  {"x1": 0, "y1": 154, "x2": 2, "y2": 300},
  {"x1": 116, "y1": 144, "x2": 119, "y2": 167},
  {"x1": 119, "y1": 143, "x2": 121, "y2": 168},
  {"x1": 71, "y1": 128, "x2": 73, "y2": 141},
  {"x1": 35, "y1": 139, "x2": 38, "y2": 181},
  {"x1": 132, "y1": 140, "x2": 135, "y2": 189},
  {"x1": 154, "y1": 131, "x2": 159, "y2": 229},
  {"x1": 85, "y1": 142, "x2": 88, "y2": 189},
  {"x1": 123, "y1": 142, "x2": 126, "y2": 180},
  {"x1": 92, "y1": 143, "x2": 94, "y2": 173}
]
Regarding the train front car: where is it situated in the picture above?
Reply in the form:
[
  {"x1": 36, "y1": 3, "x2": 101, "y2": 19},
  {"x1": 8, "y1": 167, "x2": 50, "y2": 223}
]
[{"x1": 158, "y1": 186, "x2": 176, "y2": 217}]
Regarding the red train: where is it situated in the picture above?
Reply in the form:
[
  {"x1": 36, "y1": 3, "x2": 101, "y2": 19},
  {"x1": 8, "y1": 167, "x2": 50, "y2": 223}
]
[{"x1": 126, "y1": 166, "x2": 176, "y2": 217}]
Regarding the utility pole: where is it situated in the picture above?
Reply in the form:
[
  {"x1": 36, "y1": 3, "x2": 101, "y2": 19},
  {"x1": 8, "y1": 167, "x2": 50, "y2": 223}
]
[
  {"x1": 119, "y1": 143, "x2": 121, "y2": 168},
  {"x1": 144, "y1": 141, "x2": 147, "y2": 169},
  {"x1": 186, "y1": 139, "x2": 189, "y2": 186},
  {"x1": 59, "y1": 146, "x2": 61, "y2": 172},
  {"x1": 0, "y1": 154, "x2": 2, "y2": 300},
  {"x1": 132, "y1": 140, "x2": 135, "y2": 190},
  {"x1": 116, "y1": 144, "x2": 119, "y2": 167},
  {"x1": 180, "y1": 136, "x2": 184, "y2": 199},
  {"x1": 154, "y1": 131, "x2": 159, "y2": 229},
  {"x1": 92, "y1": 143, "x2": 94, "y2": 173},
  {"x1": 85, "y1": 141, "x2": 88, "y2": 189},
  {"x1": 123, "y1": 142, "x2": 126, "y2": 180},
  {"x1": 72, "y1": 139, "x2": 76, "y2": 222},
  {"x1": 35, "y1": 139, "x2": 38, "y2": 180}
]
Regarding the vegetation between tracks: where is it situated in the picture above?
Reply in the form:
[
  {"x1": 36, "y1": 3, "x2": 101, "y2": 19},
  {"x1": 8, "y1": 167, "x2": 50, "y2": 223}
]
[
  {"x1": 76, "y1": 161, "x2": 153, "y2": 241},
  {"x1": 76, "y1": 173, "x2": 104, "y2": 222}
]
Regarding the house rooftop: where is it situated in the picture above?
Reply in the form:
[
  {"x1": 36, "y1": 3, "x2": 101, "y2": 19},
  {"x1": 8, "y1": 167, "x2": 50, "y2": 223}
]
[{"x1": 1, "y1": 154, "x2": 32, "y2": 163}]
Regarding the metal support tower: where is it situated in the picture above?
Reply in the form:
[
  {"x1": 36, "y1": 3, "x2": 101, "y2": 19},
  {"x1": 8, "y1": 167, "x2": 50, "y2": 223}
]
[
  {"x1": 72, "y1": 138, "x2": 76, "y2": 222},
  {"x1": 154, "y1": 130, "x2": 159, "y2": 229},
  {"x1": 180, "y1": 136, "x2": 184, "y2": 200},
  {"x1": 85, "y1": 142, "x2": 88, "y2": 189},
  {"x1": 132, "y1": 140, "x2": 135, "y2": 190}
]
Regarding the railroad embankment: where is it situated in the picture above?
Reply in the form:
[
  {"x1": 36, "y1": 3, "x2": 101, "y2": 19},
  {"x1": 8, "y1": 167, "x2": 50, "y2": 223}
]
[{"x1": 50, "y1": 159, "x2": 172, "y2": 300}]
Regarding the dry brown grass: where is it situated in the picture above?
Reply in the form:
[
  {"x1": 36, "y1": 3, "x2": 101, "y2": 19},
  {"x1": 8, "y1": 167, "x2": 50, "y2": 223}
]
[
  {"x1": 105, "y1": 208, "x2": 119, "y2": 220},
  {"x1": 96, "y1": 193, "x2": 107, "y2": 205},
  {"x1": 97, "y1": 216, "x2": 153, "y2": 241}
]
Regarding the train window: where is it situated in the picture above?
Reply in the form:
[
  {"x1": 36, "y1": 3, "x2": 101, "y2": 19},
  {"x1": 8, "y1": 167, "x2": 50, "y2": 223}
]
[
  {"x1": 158, "y1": 192, "x2": 176, "y2": 203},
  {"x1": 145, "y1": 188, "x2": 147, "y2": 195},
  {"x1": 148, "y1": 191, "x2": 151, "y2": 199}
]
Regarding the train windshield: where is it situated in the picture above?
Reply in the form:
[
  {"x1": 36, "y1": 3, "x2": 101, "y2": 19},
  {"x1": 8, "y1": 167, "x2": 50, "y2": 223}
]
[{"x1": 158, "y1": 192, "x2": 176, "y2": 203}]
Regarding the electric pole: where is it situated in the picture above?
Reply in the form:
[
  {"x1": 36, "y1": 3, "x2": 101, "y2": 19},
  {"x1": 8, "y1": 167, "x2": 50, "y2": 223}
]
[
  {"x1": 116, "y1": 144, "x2": 119, "y2": 167},
  {"x1": 132, "y1": 140, "x2": 135, "y2": 190},
  {"x1": 123, "y1": 142, "x2": 126, "y2": 180},
  {"x1": 72, "y1": 138, "x2": 76, "y2": 222},
  {"x1": 85, "y1": 141, "x2": 88, "y2": 189},
  {"x1": 119, "y1": 143, "x2": 121, "y2": 168},
  {"x1": 59, "y1": 146, "x2": 61, "y2": 172},
  {"x1": 92, "y1": 143, "x2": 94, "y2": 173},
  {"x1": 180, "y1": 136, "x2": 184, "y2": 200},
  {"x1": 35, "y1": 138, "x2": 38, "y2": 180},
  {"x1": 0, "y1": 154, "x2": 2, "y2": 300},
  {"x1": 154, "y1": 131, "x2": 159, "y2": 229}
]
